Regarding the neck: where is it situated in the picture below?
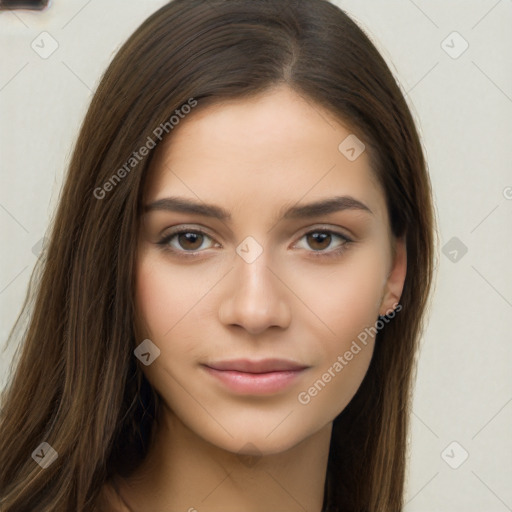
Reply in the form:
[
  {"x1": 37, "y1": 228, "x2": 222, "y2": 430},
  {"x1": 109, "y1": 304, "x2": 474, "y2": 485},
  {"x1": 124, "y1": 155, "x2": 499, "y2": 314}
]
[{"x1": 116, "y1": 405, "x2": 332, "y2": 512}]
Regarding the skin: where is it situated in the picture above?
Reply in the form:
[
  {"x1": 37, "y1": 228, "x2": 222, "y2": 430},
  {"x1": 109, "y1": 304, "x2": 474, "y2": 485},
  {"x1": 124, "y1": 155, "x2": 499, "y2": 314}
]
[{"x1": 110, "y1": 85, "x2": 407, "y2": 512}]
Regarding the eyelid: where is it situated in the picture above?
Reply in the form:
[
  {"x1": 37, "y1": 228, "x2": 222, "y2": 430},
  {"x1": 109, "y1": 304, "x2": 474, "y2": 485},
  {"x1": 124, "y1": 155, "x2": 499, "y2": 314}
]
[
  {"x1": 294, "y1": 224, "x2": 353, "y2": 242},
  {"x1": 160, "y1": 223, "x2": 216, "y2": 238}
]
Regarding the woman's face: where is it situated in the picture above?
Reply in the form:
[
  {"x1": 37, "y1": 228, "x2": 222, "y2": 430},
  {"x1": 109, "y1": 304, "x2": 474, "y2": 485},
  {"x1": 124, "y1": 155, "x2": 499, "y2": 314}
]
[{"x1": 135, "y1": 85, "x2": 406, "y2": 456}]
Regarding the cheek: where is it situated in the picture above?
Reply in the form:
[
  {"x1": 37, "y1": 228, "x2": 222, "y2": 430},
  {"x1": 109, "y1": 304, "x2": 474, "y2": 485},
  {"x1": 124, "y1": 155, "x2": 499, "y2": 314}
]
[
  {"x1": 135, "y1": 260, "x2": 168, "y2": 339},
  {"x1": 133, "y1": 254, "x2": 211, "y2": 397},
  {"x1": 291, "y1": 249, "x2": 386, "y2": 416},
  {"x1": 290, "y1": 246, "x2": 387, "y2": 342},
  {"x1": 296, "y1": 342, "x2": 374, "y2": 425},
  {"x1": 134, "y1": 253, "x2": 211, "y2": 340}
]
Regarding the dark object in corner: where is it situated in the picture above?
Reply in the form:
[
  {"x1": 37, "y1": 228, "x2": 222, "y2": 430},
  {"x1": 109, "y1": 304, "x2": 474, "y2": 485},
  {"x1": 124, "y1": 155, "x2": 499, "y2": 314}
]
[{"x1": 0, "y1": 0, "x2": 49, "y2": 10}]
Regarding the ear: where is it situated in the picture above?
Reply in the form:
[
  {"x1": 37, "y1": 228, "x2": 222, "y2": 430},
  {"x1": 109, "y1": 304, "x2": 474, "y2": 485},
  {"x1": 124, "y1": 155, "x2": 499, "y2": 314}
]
[{"x1": 379, "y1": 235, "x2": 407, "y2": 316}]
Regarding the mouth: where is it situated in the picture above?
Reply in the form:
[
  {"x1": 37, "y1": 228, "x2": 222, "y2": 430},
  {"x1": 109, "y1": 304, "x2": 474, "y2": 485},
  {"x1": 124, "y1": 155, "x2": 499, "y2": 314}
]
[{"x1": 201, "y1": 358, "x2": 310, "y2": 395}]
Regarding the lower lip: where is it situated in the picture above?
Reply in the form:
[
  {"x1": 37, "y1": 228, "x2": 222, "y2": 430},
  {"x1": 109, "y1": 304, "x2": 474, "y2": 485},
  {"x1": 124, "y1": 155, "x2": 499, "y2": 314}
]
[{"x1": 202, "y1": 366, "x2": 307, "y2": 394}]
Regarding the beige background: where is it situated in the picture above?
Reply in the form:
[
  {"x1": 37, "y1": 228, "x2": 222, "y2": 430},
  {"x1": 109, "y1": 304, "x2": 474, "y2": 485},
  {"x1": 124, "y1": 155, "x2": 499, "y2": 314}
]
[{"x1": 1, "y1": 1, "x2": 511, "y2": 510}]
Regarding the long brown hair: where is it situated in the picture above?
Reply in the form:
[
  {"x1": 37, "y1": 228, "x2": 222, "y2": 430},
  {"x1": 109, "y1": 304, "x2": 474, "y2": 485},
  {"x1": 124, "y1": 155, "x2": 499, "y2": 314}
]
[{"x1": 0, "y1": 1, "x2": 437, "y2": 510}]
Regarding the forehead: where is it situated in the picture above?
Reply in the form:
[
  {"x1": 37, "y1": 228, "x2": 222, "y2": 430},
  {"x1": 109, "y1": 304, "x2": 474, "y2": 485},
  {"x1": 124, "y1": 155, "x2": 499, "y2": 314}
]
[{"x1": 144, "y1": 86, "x2": 386, "y2": 221}]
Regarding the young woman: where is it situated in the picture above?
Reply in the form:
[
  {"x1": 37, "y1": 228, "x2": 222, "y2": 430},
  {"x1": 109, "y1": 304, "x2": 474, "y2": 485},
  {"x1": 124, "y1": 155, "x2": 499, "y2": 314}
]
[{"x1": 0, "y1": 0, "x2": 437, "y2": 510}]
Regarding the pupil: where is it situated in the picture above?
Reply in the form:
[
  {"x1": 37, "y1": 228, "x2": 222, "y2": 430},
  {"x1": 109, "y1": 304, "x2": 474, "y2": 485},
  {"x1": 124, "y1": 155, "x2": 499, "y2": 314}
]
[
  {"x1": 180, "y1": 232, "x2": 202, "y2": 250},
  {"x1": 309, "y1": 232, "x2": 330, "y2": 250}
]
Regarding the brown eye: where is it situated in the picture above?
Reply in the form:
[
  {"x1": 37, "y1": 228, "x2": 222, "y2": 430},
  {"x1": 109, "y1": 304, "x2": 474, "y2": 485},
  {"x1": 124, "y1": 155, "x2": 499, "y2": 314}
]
[
  {"x1": 306, "y1": 232, "x2": 332, "y2": 251},
  {"x1": 157, "y1": 229, "x2": 216, "y2": 255},
  {"x1": 176, "y1": 232, "x2": 204, "y2": 251},
  {"x1": 295, "y1": 229, "x2": 353, "y2": 259}
]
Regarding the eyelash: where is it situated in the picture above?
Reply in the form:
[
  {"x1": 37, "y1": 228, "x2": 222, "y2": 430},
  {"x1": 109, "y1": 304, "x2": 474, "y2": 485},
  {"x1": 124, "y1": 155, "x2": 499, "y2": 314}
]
[{"x1": 156, "y1": 226, "x2": 354, "y2": 260}]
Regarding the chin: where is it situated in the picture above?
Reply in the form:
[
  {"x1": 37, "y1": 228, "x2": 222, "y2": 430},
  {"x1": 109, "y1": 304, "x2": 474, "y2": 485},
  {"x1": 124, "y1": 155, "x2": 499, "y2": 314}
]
[{"x1": 198, "y1": 419, "x2": 323, "y2": 459}]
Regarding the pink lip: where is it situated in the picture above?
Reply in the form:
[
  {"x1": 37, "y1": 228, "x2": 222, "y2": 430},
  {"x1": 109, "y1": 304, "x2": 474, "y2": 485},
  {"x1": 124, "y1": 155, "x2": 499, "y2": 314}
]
[{"x1": 202, "y1": 358, "x2": 309, "y2": 394}]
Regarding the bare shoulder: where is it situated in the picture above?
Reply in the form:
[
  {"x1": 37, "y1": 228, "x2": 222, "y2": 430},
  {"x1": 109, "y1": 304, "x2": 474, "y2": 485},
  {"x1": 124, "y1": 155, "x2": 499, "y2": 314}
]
[{"x1": 95, "y1": 479, "x2": 132, "y2": 512}]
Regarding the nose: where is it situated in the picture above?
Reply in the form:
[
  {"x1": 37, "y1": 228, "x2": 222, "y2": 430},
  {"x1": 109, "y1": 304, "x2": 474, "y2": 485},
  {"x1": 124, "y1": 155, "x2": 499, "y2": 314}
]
[{"x1": 218, "y1": 252, "x2": 292, "y2": 335}]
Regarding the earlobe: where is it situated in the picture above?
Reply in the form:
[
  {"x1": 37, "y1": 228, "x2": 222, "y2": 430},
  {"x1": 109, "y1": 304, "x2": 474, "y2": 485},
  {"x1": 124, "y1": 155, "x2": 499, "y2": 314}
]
[{"x1": 379, "y1": 235, "x2": 407, "y2": 317}]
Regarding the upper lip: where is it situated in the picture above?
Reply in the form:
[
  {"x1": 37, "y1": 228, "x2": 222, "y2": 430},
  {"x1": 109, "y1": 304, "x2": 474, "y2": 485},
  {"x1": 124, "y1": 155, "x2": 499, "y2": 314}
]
[{"x1": 204, "y1": 358, "x2": 309, "y2": 373}]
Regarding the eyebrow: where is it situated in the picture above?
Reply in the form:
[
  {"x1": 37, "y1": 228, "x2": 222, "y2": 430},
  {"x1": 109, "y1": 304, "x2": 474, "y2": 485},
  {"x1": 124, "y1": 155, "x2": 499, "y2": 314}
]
[{"x1": 143, "y1": 195, "x2": 373, "y2": 221}]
